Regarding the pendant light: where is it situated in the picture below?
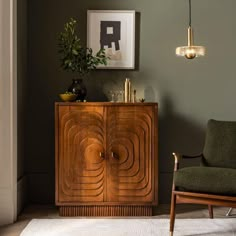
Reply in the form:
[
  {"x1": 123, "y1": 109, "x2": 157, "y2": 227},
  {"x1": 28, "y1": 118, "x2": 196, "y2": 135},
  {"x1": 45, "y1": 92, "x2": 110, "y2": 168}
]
[{"x1": 176, "y1": 0, "x2": 206, "y2": 59}]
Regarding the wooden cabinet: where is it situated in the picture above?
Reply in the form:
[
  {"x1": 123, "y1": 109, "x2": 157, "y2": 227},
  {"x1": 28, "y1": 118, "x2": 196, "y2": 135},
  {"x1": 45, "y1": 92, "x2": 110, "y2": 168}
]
[{"x1": 55, "y1": 102, "x2": 158, "y2": 216}]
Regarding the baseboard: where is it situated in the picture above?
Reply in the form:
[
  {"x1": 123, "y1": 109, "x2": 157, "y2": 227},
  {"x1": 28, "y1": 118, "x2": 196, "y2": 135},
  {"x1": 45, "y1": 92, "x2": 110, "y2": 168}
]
[
  {"x1": 0, "y1": 188, "x2": 15, "y2": 225},
  {"x1": 28, "y1": 173, "x2": 54, "y2": 203},
  {"x1": 17, "y1": 175, "x2": 28, "y2": 215}
]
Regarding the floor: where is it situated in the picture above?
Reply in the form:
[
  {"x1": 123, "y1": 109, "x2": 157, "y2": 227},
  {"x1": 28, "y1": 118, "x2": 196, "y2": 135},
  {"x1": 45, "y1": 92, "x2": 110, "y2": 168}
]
[{"x1": 0, "y1": 205, "x2": 234, "y2": 236}]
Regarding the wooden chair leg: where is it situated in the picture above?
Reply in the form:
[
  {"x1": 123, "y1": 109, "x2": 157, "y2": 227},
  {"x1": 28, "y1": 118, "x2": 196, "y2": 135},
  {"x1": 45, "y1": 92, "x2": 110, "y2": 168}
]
[
  {"x1": 226, "y1": 208, "x2": 233, "y2": 216},
  {"x1": 170, "y1": 192, "x2": 176, "y2": 236},
  {"x1": 208, "y1": 205, "x2": 213, "y2": 219}
]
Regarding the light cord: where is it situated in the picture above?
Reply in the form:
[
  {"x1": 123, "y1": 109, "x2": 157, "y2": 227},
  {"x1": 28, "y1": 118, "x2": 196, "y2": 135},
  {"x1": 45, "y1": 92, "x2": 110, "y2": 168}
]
[{"x1": 189, "y1": 0, "x2": 192, "y2": 27}]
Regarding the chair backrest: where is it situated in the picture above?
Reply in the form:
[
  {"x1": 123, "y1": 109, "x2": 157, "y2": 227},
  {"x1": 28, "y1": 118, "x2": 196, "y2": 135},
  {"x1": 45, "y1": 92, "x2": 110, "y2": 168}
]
[{"x1": 202, "y1": 119, "x2": 236, "y2": 168}]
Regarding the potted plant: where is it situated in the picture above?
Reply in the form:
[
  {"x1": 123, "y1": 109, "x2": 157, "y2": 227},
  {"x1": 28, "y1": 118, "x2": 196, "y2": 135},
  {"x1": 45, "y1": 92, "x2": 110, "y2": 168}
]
[{"x1": 58, "y1": 18, "x2": 108, "y2": 101}]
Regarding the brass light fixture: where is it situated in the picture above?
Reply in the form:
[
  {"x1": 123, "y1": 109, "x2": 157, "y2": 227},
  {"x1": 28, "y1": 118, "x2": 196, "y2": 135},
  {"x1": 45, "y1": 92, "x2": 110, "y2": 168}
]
[{"x1": 176, "y1": 0, "x2": 206, "y2": 59}]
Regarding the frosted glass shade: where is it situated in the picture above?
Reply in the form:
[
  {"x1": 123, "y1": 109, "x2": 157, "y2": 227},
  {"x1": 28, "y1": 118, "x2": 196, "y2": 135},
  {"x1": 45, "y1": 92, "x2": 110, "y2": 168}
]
[{"x1": 176, "y1": 45, "x2": 206, "y2": 59}]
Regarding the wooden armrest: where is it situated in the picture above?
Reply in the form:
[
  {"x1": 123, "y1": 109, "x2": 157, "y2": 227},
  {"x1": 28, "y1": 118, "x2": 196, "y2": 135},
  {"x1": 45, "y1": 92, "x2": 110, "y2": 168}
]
[
  {"x1": 172, "y1": 152, "x2": 182, "y2": 164},
  {"x1": 172, "y1": 152, "x2": 203, "y2": 171}
]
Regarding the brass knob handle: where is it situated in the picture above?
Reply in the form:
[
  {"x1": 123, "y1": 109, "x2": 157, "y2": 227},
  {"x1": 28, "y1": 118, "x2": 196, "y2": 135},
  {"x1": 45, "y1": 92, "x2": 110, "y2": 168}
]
[
  {"x1": 111, "y1": 152, "x2": 119, "y2": 159},
  {"x1": 99, "y1": 152, "x2": 105, "y2": 158}
]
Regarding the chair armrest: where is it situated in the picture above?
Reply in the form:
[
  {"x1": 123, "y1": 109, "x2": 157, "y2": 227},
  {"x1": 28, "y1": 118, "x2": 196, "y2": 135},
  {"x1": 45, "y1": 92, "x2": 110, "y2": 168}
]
[{"x1": 172, "y1": 152, "x2": 203, "y2": 171}]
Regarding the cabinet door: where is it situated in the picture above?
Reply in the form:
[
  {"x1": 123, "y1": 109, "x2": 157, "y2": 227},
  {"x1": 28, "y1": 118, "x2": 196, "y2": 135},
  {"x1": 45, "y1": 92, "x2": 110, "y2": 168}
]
[
  {"x1": 56, "y1": 105, "x2": 106, "y2": 203},
  {"x1": 106, "y1": 105, "x2": 157, "y2": 203}
]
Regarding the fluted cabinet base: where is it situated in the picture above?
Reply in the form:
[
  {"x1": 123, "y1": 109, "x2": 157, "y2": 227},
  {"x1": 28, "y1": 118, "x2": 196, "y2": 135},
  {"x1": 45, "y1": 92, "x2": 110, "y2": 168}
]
[{"x1": 59, "y1": 206, "x2": 153, "y2": 216}]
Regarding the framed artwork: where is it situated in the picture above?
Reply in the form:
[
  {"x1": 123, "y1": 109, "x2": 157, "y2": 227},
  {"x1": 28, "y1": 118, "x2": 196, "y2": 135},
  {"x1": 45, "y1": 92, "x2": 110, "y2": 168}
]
[{"x1": 87, "y1": 10, "x2": 135, "y2": 69}]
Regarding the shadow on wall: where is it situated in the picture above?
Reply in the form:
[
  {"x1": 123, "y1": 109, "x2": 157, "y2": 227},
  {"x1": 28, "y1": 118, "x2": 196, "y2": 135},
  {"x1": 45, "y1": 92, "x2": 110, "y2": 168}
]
[
  {"x1": 144, "y1": 86, "x2": 157, "y2": 102},
  {"x1": 158, "y1": 95, "x2": 206, "y2": 203},
  {"x1": 143, "y1": 87, "x2": 206, "y2": 170},
  {"x1": 159, "y1": 95, "x2": 206, "y2": 171},
  {"x1": 86, "y1": 79, "x2": 108, "y2": 101}
]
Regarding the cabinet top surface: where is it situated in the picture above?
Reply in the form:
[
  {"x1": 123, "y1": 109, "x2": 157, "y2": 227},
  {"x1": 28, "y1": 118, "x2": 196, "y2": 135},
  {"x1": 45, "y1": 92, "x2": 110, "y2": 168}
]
[{"x1": 55, "y1": 102, "x2": 158, "y2": 106}]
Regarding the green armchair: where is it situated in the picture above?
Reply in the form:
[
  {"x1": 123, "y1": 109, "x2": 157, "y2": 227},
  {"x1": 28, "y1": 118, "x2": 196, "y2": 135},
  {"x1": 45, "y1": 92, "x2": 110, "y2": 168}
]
[{"x1": 170, "y1": 119, "x2": 236, "y2": 236}]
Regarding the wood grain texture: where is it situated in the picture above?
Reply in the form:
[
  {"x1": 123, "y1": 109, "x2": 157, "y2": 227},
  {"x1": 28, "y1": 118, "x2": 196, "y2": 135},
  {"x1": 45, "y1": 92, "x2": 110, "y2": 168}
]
[
  {"x1": 106, "y1": 106, "x2": 154, "y2": 202},
  {"x1": 176, "y1": 193, "x2": 236, "y2": 208},
  {"x1": 55, "y1": 103, "x2": 158, "y2": 216},
  {"x1": 57, "y1": 105, "x2": 106, "y2": 203}
]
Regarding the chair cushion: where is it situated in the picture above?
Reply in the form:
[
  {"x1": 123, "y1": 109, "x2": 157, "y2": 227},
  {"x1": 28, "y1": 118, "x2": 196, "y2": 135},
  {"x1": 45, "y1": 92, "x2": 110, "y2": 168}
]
[
  {"x1": 202, "y1": 119, "x2": 236, "y2": 168},
  {"x1": 174, "y1": 166, "x2": 236, "y2": 196}
]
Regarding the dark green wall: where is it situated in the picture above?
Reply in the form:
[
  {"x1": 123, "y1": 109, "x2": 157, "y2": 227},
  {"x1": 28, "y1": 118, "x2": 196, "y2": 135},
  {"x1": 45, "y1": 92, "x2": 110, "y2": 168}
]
[{"x1": 27, "y1": 0, "x2": 236, "y2": 204}]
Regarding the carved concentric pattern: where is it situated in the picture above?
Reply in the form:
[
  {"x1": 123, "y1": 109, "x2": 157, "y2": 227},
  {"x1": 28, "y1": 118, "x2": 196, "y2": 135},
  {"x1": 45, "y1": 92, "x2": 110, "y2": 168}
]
[
  {"x1": 58, "y1": 106, "x2": 105, "y2": 202},
  {"x1": 106, "y1": 106, "x2": 154, "y2": 202}
]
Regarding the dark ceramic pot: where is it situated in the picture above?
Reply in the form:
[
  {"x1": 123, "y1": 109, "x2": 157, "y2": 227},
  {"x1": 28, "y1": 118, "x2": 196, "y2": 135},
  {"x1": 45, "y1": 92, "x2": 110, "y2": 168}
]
[{"x1": 68, "y1": 79, "x2": 87, "y2": 101}]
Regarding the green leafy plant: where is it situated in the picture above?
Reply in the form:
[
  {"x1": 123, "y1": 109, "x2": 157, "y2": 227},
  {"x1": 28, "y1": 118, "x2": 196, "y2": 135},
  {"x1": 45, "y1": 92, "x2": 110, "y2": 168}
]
[{"x1": 58, "y1": 18, "x2": 108, "y2": 76}]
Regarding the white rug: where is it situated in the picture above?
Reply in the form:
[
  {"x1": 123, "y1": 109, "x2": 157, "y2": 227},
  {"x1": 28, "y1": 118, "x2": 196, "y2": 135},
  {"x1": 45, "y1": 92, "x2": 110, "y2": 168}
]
[{"x1": 20, "y1": 218, "x2": 236, "y2": 236}]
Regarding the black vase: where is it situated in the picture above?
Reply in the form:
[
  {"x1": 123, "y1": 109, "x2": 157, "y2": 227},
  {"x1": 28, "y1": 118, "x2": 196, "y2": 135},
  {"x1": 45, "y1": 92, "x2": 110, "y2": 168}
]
[{"x1": 68, "y1": 79, "x2": 87, "y2": 101}]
